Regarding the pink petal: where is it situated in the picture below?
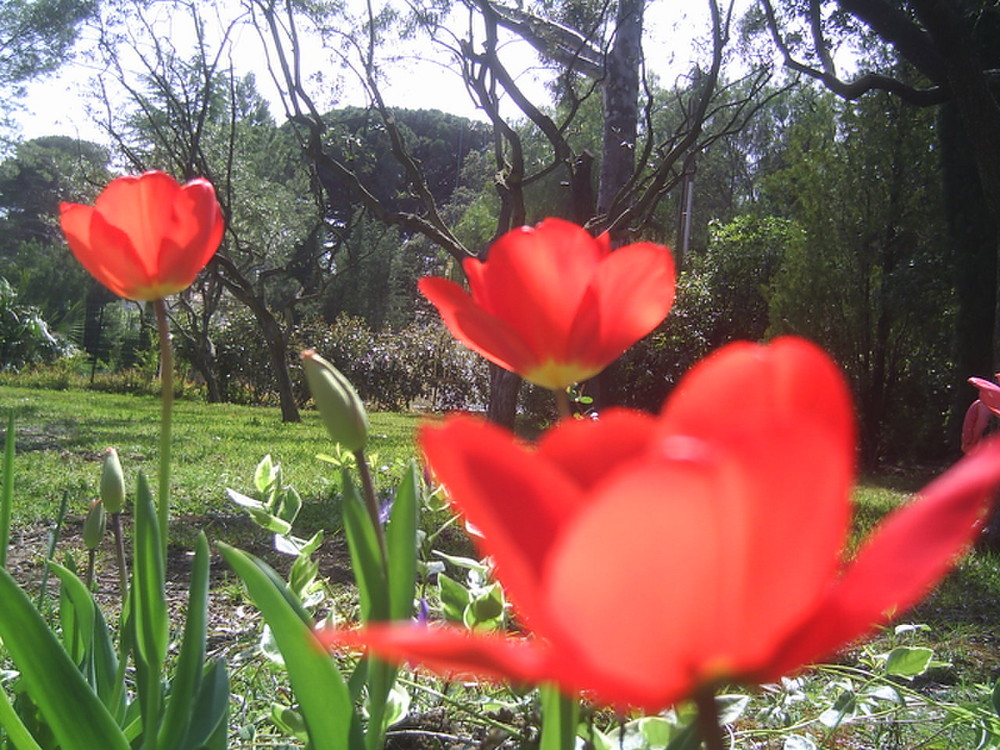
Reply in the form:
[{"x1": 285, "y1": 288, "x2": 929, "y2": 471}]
[
  {"x1": 962, "y1": 400, "x2": 991, "y2": 453},
  {"x1": 970, "y1": 376, "x2": 1000, "y2": 416}
]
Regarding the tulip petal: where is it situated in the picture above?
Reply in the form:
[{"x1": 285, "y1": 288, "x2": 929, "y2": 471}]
[
  {"x1": 543, "y1": 414, "x2": 850, "y2": 709},
  {"x1": 970, "y1": 376, "x2": 1000, "y2": 417},
  {"x1": 157, "y1": 179, "x2": 224, "y2": 292},
  {"x1": 661, "y1": 337, "x2": 855, "y2": 450},
  {"x1": 418, "y1": 276, "x2": 538, "y2": 374},
  {"x1": 543, "y1": 454, "x2": 741, "y2": 710},
  {"x1": 657, "y1": 338, "x2": 854, "y2": 623},
  {"x1": 962, "y1": 400, "x2": 991, "y2": 453},
  {"x1": 758, "y1": 437, "x2": 1000, "y2": 681},
  {"x1": 320, "y1": 624, "x2": 554, "y2": 686},
  {"x1": 420, "y1": 417, "x2": 585, "y2": 628},
  {"x1": 567, "y1": 242, "x2": 675, "y2": 366},
  {"x1": 537, "y1": 408, "x2": 657, "y2": 492},
  {"x1": 93, "y1": 172, "x2": 180, "y2": 269},
  {"x1": 60, "y1": 203, "x2": 157, "y2": 300},
  {"x1": 475, "y1": 219, "x2": 606, "y2": 360}
]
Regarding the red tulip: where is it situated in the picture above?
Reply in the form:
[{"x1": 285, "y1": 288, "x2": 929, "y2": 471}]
[
  {"x1": 322, "y1": 337, "x2": 1000, "y2": 711},
  {"x1": 418, "y1": 218, "x2": 675, "y2": 390},
  {"x1": 60, "y1": 171, "x2": 224, "y2": 301}
]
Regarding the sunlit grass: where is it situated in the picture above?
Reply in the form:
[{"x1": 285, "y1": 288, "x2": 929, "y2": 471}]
[{"x1": 0, "y1": 384, "x2": 420, "y2": 525}]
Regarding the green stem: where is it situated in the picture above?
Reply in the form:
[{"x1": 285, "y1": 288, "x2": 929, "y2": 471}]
[
  {"x1": 110, "y1": 512, "x2": 128, "y2": 603},
  {"x1": 354, "y1": 448, "x2": 388, "y2": 569},
  {"x1": 539, "y1": 684, "x2": 579, "y2": 750},
  {"x1": 554, "y1": 389, "x2": 572, "y2": 420},
  {"x1": 694, "y1": 688, "x2": 726, "y2": 750},
  {"x1": 155, "y1": 299, "x2": 172, "y2": 563}
]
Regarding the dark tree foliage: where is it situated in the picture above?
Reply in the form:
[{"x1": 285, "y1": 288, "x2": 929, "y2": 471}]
[{"x1": 0, "y1": 136, "x2": 111, "y2": 328}]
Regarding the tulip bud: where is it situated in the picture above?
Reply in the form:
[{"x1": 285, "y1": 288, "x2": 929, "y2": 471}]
[
  {"x1": 83, "y1": 498, "x2": 107, "y2": 550},
  {"x1": 301, "y1": 349, "x2": 369, "y2": 452},
  {"x1": 100, "y1": 447, "x2": 126, "y2": 513}
]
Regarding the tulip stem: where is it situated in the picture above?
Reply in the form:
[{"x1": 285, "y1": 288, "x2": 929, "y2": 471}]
[
  {"x1": 354, "y1": 448, "x2": 388, "y2": 567},
  {"x1": 110, "y1": 512, "x2": 128, "y2": 602},
  {"x1": 554, "y1": 389, "x2": 571, "y2": 420},
  {"x1": 539, "y1": 685, "x2": 579, "y2": 750},
  {"x1": 155, "y1": 299, "x2": 172, "y2": 563},
  {"x1": 694, "y1": 688, "x2": 726, "y2": 750}
]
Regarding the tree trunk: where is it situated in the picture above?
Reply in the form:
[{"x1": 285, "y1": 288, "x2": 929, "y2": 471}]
[
  {"x1": 214, "y1": 258, "x2": 301, "y2": 423},
  {"x1": 597, "y1": 0, "x2": 643, "y2": 232},
  {"x1": 487, "y1": 365, "x2": 521, "y2": 428}
]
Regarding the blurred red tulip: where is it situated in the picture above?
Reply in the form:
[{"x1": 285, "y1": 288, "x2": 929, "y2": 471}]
[
  {"x1": 60, "y1": 171, "x2": 224, "y2": 301},
  {"x1": 322, "y1": 337, "x2": 1000, "y2": 711},
  {"x1": 419, "y1": 218, "x2": 675, "y2": 389}
]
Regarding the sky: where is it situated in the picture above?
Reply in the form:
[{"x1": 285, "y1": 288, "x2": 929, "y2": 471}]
[{"x1": 11, "y1": 0, "x2": 731, "y2": 146}]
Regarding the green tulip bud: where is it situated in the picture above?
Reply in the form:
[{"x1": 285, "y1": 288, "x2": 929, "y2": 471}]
[
  {"x1": 301, "y1": 349, "x2": 369, "y2": 452},
  {"x1": 100, "y1": 447, "x2": 126, "y2": 514},
  {"x1": 83, "y1": 498, "x2": 107, "y2": 550}
]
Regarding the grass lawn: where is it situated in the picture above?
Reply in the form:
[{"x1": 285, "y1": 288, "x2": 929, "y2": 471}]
[{"x1": 1, "y1": 383, "x2": 421, "y2": 525}]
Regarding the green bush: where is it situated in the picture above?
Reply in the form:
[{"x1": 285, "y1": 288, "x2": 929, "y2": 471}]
[{"x1": 0, "y1": 277, "x2": 74, "y2": 371}]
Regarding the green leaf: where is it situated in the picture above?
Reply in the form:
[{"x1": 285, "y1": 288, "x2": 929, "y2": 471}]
[
  {"x1": 1, "y1": 411, "x2": 13, "y2": 569},
  {"x1": 158, "y1": 532, "x2": 211, "y2": 750},
  {"x1": 0, "y1": 567, "x2": 129, "y2": 750},
  {"x1": 47, "y1": 560, "x2": 122, "y2": 716},
  {"x1": 254, "y1": 454, "x2": 276, "y2": 494},
  {"x1": 386, "y1": 462, "x2": 419, "y2": 621},
  {"x1": 276, "y1": 486, "x2": 303, "y2": 525},
  {"x1": 217, "y1": 543, "x2": 364, "y2": 750},
  {"x1": 464, "y1": 584, "x2": 505, "y2": 631},
  {"x1": 639, "y1": 715, "x2": 674, "y2": 746},
  {"x1": 342, "y1": 471, "x2": 388, "y2": 622},
  {"x1": 53, "y1": 561, "x2": 94, "y2": 664},
  {"x1": 438, "y1": 573, "x2": 471, "y2": 623},
  {"x1": 884, "y1": 646, "x2": 935, "y2": 678},
  {"x1": 715, "y1": 694, "x2": 751, "y2": 724},
  {"x1": 179, "y1": 658, "x2": 230, "y2": 750},
  {"x1": 226, "y1": 488, "x2": 265, "y2": 511},
  {"x1": 270, "y1": 703, "x2": 308, "y2": 742},
  {"x1": 991, "y1": 677, "x2": 1000, "y2": 719},
  {"x1": 131, "y1": 473, "x2": 168, "y2": 740}
]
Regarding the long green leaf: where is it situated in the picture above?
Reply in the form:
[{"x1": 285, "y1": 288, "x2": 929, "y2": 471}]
[
  {"x1": 342, "y1": 471, "x2": 388, "y2": 622},
  {"x1": 132, "y1": 473, "x2": 168, "y2": 745},
  {"x1": 48, "y1": 562, "x2": 122, "y2": 716},
  {"x1": 218, "y1": 543, "x2": 364, "y2": 750},
  {"x1": 179, "y1": 658, "x2": 229, "y2": 750},
  {"x1": 0, "y1": 682, "x2": 43, "y2": 750},
  {"x1": 52, "y1": 562, "x2": 96, "y2": 664},
  {"x1": 0, "y1": 567, "x2": 129, "y2": 750},
  {"x1": 0, "y1": 411, "x2": 12, "y2": 569},
  {"x1": 385, "y1": 461, "x2": 419, "y2": 622},
  {"x1": 158, "y1": 532, "x2": 210, "y2": 750}
]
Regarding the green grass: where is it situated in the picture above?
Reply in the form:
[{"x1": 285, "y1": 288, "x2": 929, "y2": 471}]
[{"x1": 0, "y1": 384, "x2": 420, "y2": 527}]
